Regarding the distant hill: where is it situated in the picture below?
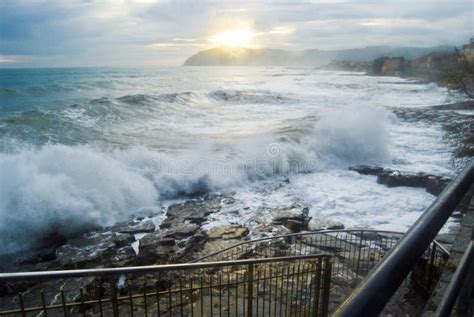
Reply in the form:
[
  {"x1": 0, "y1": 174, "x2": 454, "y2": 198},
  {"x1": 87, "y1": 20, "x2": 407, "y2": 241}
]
[{"x1": 183, "y1": 45, "x2": 455, "y2": 67}]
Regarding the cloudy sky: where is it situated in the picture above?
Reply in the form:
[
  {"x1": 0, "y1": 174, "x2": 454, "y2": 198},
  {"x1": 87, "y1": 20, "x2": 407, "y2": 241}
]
[{"x1": 0, "y1": 0, "x2": 472, "y2": 67}]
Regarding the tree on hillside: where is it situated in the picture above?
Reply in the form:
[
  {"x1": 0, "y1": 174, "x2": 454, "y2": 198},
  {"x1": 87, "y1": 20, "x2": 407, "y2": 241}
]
[{"x1": 445, "y1": 48, "x2": 474, "y2": 98}]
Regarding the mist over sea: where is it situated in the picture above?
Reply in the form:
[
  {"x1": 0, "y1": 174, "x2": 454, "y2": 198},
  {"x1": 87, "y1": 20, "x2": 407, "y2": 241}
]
[{"x1": 0, "y1": 67, "x2": 463, "y2": 254}]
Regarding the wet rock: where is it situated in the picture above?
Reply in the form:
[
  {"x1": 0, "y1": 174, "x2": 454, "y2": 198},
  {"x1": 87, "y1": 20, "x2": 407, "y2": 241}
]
[
  {"x1": 157, "y1": 237, "x2": 176, "y2": 246},
  {"x1": 272, "y1": 206, "x2": 310, "y2": 232},
  {"x1": 114, "y1": 220, "x2": 156, "y2": 234},
  {"x1": 162, "y1": 197, "x2": 221, "y2": 228},
  {"x1": 0, "y1": 277, "x2": 97, "y2": 314},
  {"x1": 328, "y1": 223, "x2": 345, "y2": 230},
  {"x1": 17, "y1": 246, "x2": 58, "y2": 266},
  {"x1": 164, "y1": 223, "x2": 200, "y2": 240},
  {"x1": 348, "y1": 165, "x2": 384, "y2": 176},
  {"x1": 198, "y1": 240, "x2": 240, "y2": 259},
  {"x1": 349, "y1": 165, "x2": 451, "y2": 195},
  {"x1": 56, "y1": 232, "x2": 127, "y2": 268},
  {"x1": 206, "y1": 224, "x2": 249, "y2": 240},
  {"x1": 113, "y1": 233, "x2": 135, "y2": 248},
  {"x1": 137, "y1": 232, "x2": 179, "y2": 264}
]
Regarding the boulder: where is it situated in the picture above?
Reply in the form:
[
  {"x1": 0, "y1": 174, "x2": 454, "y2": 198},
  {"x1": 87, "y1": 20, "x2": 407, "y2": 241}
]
[
  {"x1": 161, "y1": 197, "x2": 221, "y2": 229},
  {"x1": 349, "y1": 165, "x2": 451, "y2": 195},
  {"x1": 206, "y1": 224, "x2": 249, "y2": 240},
  {"x1": 56, "y1": 232, "x2": 116, "y2": 267},
  {"x1": 113, "y1": 233, "x2": 135, "y2": 248},
  {"x1": 137, "y1": 232, "x2": 178, "y2": 264},
  {"x1": 0, "y1": 277, "x2": 97, "y2": 314},
  {"x1": 56, "y1": 231, "x2": 135, "y2": 268},
  {"x1": 163, "y1": 223, "x2": 200, "y2": 240},
  {"x1": 272, "y1": 206, "x2": 310, "y2": 232},
  {"x1": 114, "y1": 220, "x2": 156, "y2": 234}
]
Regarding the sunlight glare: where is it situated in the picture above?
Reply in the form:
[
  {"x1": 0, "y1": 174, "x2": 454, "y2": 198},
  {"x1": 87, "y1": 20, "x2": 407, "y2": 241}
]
[{"x1": 208, "y1": 29, "x2": 257, "y2": 47}]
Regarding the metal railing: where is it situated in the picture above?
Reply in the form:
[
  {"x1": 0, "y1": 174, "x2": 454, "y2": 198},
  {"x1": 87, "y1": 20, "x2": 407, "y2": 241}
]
[
  {"x1": 334, "y1": 159, "x2": 474, "y2": 316},
  {"x1": 435, "y1": 228, "x2": 474, "y2": 316},
  {"x1": 193, "y1": 229, "x2": 449, "y2": 293},
  {"x1": 0, "y1": 254, "x2": 332, "y2": 317}
]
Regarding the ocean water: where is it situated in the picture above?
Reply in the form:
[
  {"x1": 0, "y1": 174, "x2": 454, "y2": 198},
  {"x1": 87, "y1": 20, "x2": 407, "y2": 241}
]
[{"x1": 0, "y1": 67, "x2": 464, "y2": 254}]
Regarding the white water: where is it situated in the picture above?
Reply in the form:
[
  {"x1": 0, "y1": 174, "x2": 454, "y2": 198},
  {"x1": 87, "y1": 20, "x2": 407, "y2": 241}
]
[{"x1": 0, "y1": 67, "x2": 463, "y2": 254}]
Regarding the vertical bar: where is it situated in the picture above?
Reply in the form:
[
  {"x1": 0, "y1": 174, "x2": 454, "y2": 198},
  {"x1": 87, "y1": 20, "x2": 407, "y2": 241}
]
[
  {"x1": 268, "y1": 268, "x2": 272, "y2": 316},
  {"x1": 61, "y1": 290, "x2": 68, "y2": 317},
  {"x1": 295, "y1": 264, "x2": 301, "y2": 317},
  {"x1": 273, "y1": 266, "x2": 279, "y2": 317},
  {"x1": 179, "y1": 278, "x2": 184, "y2": 317},
  {"x1": 305, "y1": 264, "x2": 313, "y2": 317},
  {"x1": 227, "y1": 271, "x2": 231, "y2": 317},
  {"x1": 168, "y1": 288, "x2": 172, "y2": 317},
  {"x1": 190, "y1": 278, "x2": 194, "y2": 317},
  {"x1": 110, "y1": 279, "x2": 119, "y2": 317},
  {"x1": 297, "y1": 264, "x2": 304, "y2": 317},
  {"x1": 143, "y1": 282, "x2": 148, "y2": 317},
  {"x1": 356, "y1": 231, "x2": 363, "y2": 276},
  {"x1": 284, "y1": 266, "x2": 291, "y2": 317},
  {"x1": 256, "y1": 270, "x2": 260, "y2": 317},
  {"x1": 156, "y1": 282, "x2": 161, "y2": 317},
  {"x1": 79, "y1": 287, "x2": 86, "y2": 317},
  {"x1": 219, "y1": 274, "x2": 223, "y2": 317},
  {"x1": 279, "y1": 267, "x2": 285, "y2": 317},
  {"x1": 128, "y1": 286, "x2": 134, "y2": 317},
  {"x1": 262, "y1": 268, "x2": 266, "y2": 317},
  {"x1": 200, "y1": 275, "x2": 204, "y2": 317},
  {"x1": 321, "y1": 258, "x2": 332, "y2": 317},
  {"x1": 41, "y1": 291, "x2": 49, "y2": 317},
  {"x1": 98, "y1": 285, "x2": 104, "y2": 317},
  {"x1": 18, "y1": 293, "x2": 26, "y2": 317},
  {"x1": 427, "y1": 242, "x2": 437, "y2": 289},
  {"x1": 235, "y1": 271, "x2": 239, "y2": 317},
  {"x1": 247, "y1": 263, "x2": 254, "y2": 317},
  {"x1": 312, "y1": 260, "x2": 322, "y2": 316},
  {"x1": 210, "y1": 275, "x2": 214, "y2": 317},
  {"x1": 289, "y1": 266, "x2": 296, "y2": 315}
]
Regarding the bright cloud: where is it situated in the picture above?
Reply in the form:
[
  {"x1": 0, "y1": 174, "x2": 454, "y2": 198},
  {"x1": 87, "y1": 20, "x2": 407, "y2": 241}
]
[{"x1": 0, "y1": 0, "x2": 472, "y2": 67}]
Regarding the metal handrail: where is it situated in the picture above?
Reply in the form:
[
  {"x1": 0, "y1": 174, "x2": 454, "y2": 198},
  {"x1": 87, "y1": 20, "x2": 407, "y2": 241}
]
[
  {"x1": 0, "y1": 253, "x2": 331, "y2": 281},
  {"x1": 0, "y1": 254, "x2": 334, "y2": 317},
  {"x1": 192, "y1": 229, "x2": 449, "y2": 263},
  {"x1": 435, "y1": 231, "x2": 474, "y2": 316},
  {"x1": 334, "y1": 159, "x2": 474, "y2": 316}
]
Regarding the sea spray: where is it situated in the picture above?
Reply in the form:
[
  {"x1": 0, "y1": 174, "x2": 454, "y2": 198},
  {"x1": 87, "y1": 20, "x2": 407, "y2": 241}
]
[{"x1": 0, "y1": 106, "x2": 391, "y2": 253}]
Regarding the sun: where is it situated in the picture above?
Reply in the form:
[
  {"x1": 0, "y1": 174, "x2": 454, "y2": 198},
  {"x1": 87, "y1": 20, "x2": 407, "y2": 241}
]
[{"x1": 208, "y1": 29, "x2": 257, "y2": 47}]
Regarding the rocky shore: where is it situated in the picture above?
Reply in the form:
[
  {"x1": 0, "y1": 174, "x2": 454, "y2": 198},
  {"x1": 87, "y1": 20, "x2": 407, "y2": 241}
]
[
  {"x1": 1, "y1": 96, "x2": 472, "y2": 315},
  {"x1": 392, "y1": 100, "x2": 474, "y2": 160}
]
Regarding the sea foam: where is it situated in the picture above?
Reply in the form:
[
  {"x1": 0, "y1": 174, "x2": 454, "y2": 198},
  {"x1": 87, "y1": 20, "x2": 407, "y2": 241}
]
[{"x1": 0, "y1": 105, "x2": 390, "y2": 254}]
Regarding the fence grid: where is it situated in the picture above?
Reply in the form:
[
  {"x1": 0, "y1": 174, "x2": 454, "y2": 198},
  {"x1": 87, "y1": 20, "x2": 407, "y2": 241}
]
[{"x1": 0, "y1": 255, "x2": 332, "y2": 317}]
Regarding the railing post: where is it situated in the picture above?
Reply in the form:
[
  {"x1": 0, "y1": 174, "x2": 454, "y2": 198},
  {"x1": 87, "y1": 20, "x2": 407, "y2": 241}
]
[
  {"x1": 356, "y1": 230, "x2": 363, "y2": 275},
  {"x1": 321, "y1": 258, "x2": 332, "y2": 317},
  {"x1": 247, "y1": 263, "x2": 254, "y2": 317},
  {"x1": 334, "y1": 160, "x2": 474, "y2": 316},
  {"x1": 456, "y1": 227, "x2": 474, "y2": 314},
  {"x1": 110, "y1": 277, "x2": 119, "y2": 317},
  {"x1": 313, "y1": 259, "x2": 322, "y2": 316},
  {"x1": 427, "y1": 242, "x2": 437, "y2": 289}
]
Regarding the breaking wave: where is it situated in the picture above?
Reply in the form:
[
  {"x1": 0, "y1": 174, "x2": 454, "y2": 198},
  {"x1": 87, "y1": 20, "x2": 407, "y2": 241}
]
[{"x1": 0, "y1": 105, "x2": 390, "y2": 254}]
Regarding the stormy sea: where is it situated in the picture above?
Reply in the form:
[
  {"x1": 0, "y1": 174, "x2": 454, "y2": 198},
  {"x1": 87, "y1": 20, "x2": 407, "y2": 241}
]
[{"x1": 0, "y1": 66, "x2": 468, "y2": 255}]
